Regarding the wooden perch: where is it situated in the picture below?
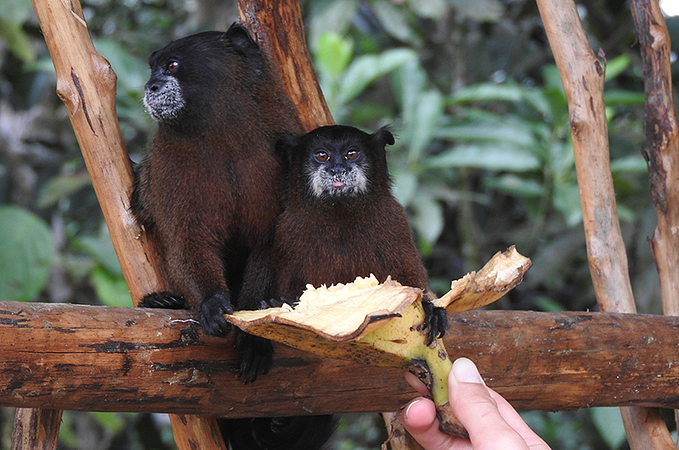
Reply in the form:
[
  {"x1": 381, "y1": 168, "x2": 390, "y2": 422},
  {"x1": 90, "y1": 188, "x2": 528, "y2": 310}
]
[{"x1": 3, "y1": 302, "x2": 679, "y2": 414}]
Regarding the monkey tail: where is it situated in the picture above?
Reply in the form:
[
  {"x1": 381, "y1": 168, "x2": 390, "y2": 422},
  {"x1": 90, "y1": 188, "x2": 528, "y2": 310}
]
[{"x1": 219, "y1": 415, "x2": 336, "y2": 450}]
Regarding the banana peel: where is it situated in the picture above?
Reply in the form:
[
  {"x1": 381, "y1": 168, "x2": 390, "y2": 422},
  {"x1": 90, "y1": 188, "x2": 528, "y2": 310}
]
[{"x1": 225, "y1": 246, "x2": 531, "y2": 439}]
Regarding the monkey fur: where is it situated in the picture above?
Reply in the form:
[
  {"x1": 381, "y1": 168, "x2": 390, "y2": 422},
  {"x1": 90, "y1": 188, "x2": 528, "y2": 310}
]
[
  {"x1": 234, "y1": 125, "x2": 448, "y2": 449},
  {"x1": 132, "y1": 24, "x2": 302, "y2": 327},
  {"x1": 131, "y1": 24, "x2": 339, "y2": 450},
  {"x1": 131, "y1": 24, "x2": 303, "y2": 377},
  {"x1": 261, "y1": 125, "x2": 448, "y2": 342}
]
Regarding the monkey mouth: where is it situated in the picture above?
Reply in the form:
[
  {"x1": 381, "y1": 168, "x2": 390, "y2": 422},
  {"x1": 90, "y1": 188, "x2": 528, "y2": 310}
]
[{"x1": 332, "y1": 181, "x2": 346, "y2": 188}]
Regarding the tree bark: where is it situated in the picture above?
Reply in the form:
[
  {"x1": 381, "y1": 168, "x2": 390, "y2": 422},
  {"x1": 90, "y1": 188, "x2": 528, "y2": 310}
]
[
  {"x1": 3, "y1": 302, "x2": 679, "y2": 414},
  {"x1": 238, "y1": 0, "x2": 334, "y2": 131},
  {"x1": 10, "y1": 409, "x2": 61, "y2": 450},
  {"x1": 629, "y1": 2, "x2": 679, "y2": 445},
  {"x1": 535, "y1": 0, "x2": 673, "y2": 448}
]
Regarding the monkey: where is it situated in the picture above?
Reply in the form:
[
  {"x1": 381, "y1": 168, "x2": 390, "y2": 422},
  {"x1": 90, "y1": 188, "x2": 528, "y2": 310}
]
[
  {"x1": 231, "y1": 125, "x2": 448, "y2": 450},
  {"x1": 131, "y1": 24, "x2": 341, "y2": 450},
  {"x1": 130, "y1": 24, "x2": 304, "y2": 378},
  {"x1": 264, "y1": 124, "x2": 448, "y2": 342}
]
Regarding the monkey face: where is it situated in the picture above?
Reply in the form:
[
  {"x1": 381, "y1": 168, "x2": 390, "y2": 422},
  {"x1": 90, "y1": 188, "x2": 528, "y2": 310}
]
[
  {"x1": 305, "y1": 144, "x2": 370, "y2": 200},
  {"x1": 278, "y1": 125, "x2": 395, "y2": 204},
  {"x1": 142, "y1": 27, "x2": 261, "y2": 128},
  {"x1": 143, "y1": 59, "x2": 186, "y2": 122}
]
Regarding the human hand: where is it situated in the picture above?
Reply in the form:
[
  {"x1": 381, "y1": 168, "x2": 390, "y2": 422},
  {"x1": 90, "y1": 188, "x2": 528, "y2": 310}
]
[{"x1": 402, "y1": 358, "x2": 550, "y2": 450}]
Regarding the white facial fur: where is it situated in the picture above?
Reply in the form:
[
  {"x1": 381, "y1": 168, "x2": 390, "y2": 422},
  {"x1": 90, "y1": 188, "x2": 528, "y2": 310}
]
[
  {"x1": 143, "y1": 77, "x2": 185, "y2": 122},
  {"x1": 306, "y1": 162, "x2": 369, "y2": 200}
]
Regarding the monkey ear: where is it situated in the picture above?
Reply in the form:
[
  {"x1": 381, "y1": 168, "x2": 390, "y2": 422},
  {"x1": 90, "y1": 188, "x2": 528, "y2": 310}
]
[
  {"x1": 275, "y1": 134, "x2": 300, "y2": 170},
  {"x1": 372, "y1": 126, "x2": 395, "y2": 147},
  {"x1": 226, "y1": 23, "x2": 264, "y2": 75}
]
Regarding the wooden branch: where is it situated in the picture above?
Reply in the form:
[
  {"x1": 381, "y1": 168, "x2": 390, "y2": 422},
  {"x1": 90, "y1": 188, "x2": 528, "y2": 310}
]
[
  {"x1": 3, "y1": 302, "x2": 679, "y2": 414},
  {"x1": 629, "y1": 2, "x2": 679, "y2": 445},
  {"x1": 534, "y1": 1, "x2": 673, "y2": 448},
  {"x1": 238, "y1": 0, "x2": 334, "y2": 131},
  {"x1": 535, "y1": 0, "x2": 635, "y2": 314},
  {"x1": 30, "y1": 0, "x2": 165, "y2": 301},
  {"x1": 629, "y1": 1, "x2": 679, "y2": 317},
  {"x1": 10, "y1": 409, "x2": 61, "y2": 450}
]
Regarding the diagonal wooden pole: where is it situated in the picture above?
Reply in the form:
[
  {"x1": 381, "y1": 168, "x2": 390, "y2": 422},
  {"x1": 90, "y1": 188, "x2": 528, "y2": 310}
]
[
  {"x1": 25, "y1": 0, "x2": 225, "y2": 449},
  {"x1": 534, "y1": 0, "x2": 674, "y2": 448}
]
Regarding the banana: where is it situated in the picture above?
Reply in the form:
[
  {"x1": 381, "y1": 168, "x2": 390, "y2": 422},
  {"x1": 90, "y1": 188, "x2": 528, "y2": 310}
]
[{"x1": 225, "y1": 246, "x2": 531, "y2": 439}]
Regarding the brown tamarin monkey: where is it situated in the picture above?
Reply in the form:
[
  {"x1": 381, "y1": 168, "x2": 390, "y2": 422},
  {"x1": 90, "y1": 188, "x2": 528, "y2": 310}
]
[
  {"x1": 131, "y1": 25, "x2": 337, "y2": 450},
  {"x1": 249, "y1": 125, "x2": 448, "y2": 341},
  {"x1": 227, "y1": 125, "x2": 448, "y2": 449},
  {"x1": 131, "y1": 24, "x2": 302, "y2": 375}
]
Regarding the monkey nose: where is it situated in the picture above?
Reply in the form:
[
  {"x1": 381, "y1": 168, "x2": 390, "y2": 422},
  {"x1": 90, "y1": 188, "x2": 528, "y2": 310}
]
[{"x1": 146, "y1": 81, "x2": 164, "y2": 93}]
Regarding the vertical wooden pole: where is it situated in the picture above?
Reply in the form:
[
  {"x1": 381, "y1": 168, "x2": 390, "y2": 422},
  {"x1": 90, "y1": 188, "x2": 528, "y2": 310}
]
[
  {"x1": 534, "y1": 0, "x2": 674, "y2": 448},
  {"x1": 10, "y1": 409, "x2": 61, "y2": 450},
  {"x1": 629, "y1": 0, "x2": 679, "y2": 446}
]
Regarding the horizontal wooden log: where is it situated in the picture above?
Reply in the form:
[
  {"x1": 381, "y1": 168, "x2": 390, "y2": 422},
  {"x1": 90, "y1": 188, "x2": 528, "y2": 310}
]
[{"x1": 2, "y1": 301, "x2": 679, "y2": 416}]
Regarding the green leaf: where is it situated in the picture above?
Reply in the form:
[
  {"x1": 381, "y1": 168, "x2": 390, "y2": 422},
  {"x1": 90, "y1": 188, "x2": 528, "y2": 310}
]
[
  {"x1": 553, "y1": 182, "x2": 582, "y2": 227},
  {"x1": 436, "y1": 121, "x2": 538, "y2": 148},
  {"x1": 73, "y1": 225, "x2": 123, "y2": 277},
  {"x1": 610, "y1": 155, "x2": 648, "y2": 174},
  {"x1": 372, "y1": 0, "x2": 422, "y2": 46},
  {"x1": 485, "y1": 174, "x2": 545, "y2": 198},
  {"x1": 0, "y1": 205, "x2": 53, "y2": 302},
  {"x1": 591, "y1": 407, "x2": 627, "y2": 449},
  {"x1": 410, "y1": 193, "x2": 444, "y2": 246},
  {"x1": 604, "y1": 89, "x2": 645, "y2": 107},
  {"x1": 0, "y1": 18, "x2": 36, "y2": 63},
  {"x1": 36, "y1": 172, "x2": 92, "y2": 209},
  {"x1": 391, "y1": 168, "x2": 419, "y2": 207},
  {"x1": 90, "y1": 266, "x2": 132, "y2": 307},
  {"x1": 604, "y1": 54, "x2": 631, "y2": 81},
  {"x1": 337, "y1": 48, "x2": 418, "y2": 105},
  {"x1": 423, "y1": 144, "x2": 541, "y2": 172},
  {"x1": 316, "y1": 32, "x2": 354, "y2": 78},
  {"x1": 408, "y1": 0, "x2": 447, "y2": 18},
  {"x1": 406, "y1": 89, "x2": 445, "y2": 164}
]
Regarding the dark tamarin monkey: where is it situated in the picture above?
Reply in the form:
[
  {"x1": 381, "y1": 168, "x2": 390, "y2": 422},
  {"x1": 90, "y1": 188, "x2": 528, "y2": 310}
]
[
  {"x1": 130, "y1": 24, "x2": 303, "y2": 375},
  {"x1": 132, "y1": 24, "x2": 337, "y2": 450},
  {"x1": 263, "y1": 125, "x2": 448, "y2": 341},
  {"x1": 230, "y1": 125, "x2": 447, "y2": 449}
]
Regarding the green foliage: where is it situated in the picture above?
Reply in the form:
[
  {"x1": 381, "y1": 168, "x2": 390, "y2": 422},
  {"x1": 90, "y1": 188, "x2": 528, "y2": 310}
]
[
  {"x1": 591, "y1": 407, "x2": 627, "y2": 449},
  {"x1": 0, "y1": 0, "x2": 36, "y2": 63},
  {"x1": 0, "y1": 206, "x2": 53, "y2": 302},
  {"x1": 72, "y1": 225, "x2": 132, "y2": 307}
]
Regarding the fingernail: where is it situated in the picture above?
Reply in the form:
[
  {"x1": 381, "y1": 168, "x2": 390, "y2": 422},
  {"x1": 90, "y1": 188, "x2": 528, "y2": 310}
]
[
  {"x1": 404, "y1": 399, "x2": 420, "y2": 420},
  {"x1": 452, "y1": 358, "x2": 484, "y2": 384}
]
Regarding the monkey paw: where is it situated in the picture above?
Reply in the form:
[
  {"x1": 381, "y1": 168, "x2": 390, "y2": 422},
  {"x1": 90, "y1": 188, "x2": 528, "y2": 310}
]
[
  {"x1": 140, "y1": 291, "x2": 188, "y2": 309},
  {"x1": 422, "y1": 300, "x2": 449, "y2": 346},
  {"x1": 236, "y1": 331, "x2": 273, "y2": 384},
  {"x1": 197, "y1": 290, "x2": 234, "y2": 337}
]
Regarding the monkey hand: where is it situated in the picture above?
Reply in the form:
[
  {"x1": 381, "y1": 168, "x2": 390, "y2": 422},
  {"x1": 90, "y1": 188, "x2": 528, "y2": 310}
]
[
  {"x1": 236, "y1": 331, "x2": 274, "y2": 384},
  {"x1": 139, "y1": 291, "x2": 188, "y2": 309},
  {"x1": 261, "y1": 296, "x2": 298, "y2": 309},
  {"x1": 422, "y1": 300, "x2": 449, "y2": 346},
  {"x1": 197, "y1": 290, "x2": 234, "y2": 337}
]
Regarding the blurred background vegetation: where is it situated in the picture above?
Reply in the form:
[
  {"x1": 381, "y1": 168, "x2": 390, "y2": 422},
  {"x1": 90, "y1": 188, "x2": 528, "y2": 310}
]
[{"x1": 0, "y1": 0, "x2": 676, "y2": 448}]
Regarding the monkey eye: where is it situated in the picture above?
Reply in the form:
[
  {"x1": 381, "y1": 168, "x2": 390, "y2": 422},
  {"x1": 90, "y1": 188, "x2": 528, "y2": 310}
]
[
  {"x1": 315, "y1": 151, "x2": 329, "y2": 163},
  {"x1": 166, "y1": 60, "x2": 179, "y2": 74},
  {"x1": 346, "y1": 150, "x2": 359, "y2": 161}
]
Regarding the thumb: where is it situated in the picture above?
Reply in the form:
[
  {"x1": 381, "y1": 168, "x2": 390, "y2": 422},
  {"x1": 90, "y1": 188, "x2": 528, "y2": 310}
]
[{"x1": 449, "y1": 358, "x2": 530, "y2": 449}]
